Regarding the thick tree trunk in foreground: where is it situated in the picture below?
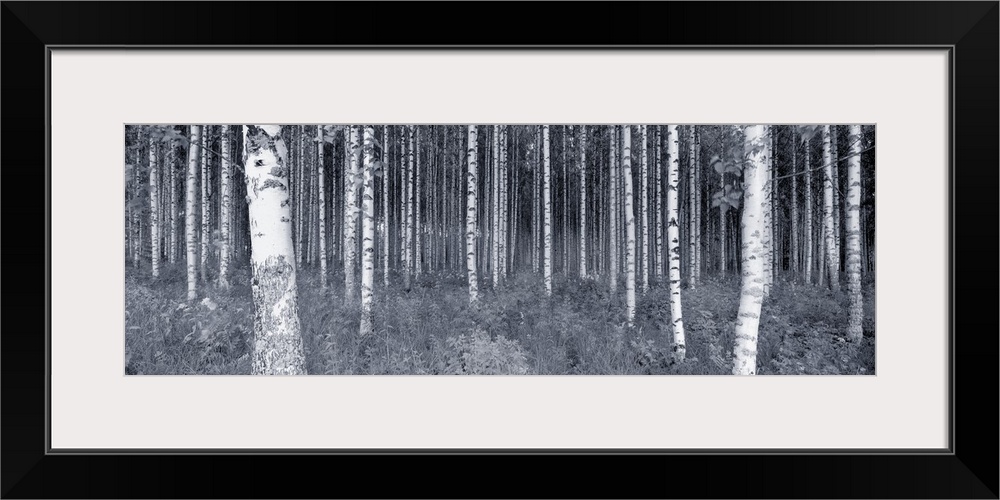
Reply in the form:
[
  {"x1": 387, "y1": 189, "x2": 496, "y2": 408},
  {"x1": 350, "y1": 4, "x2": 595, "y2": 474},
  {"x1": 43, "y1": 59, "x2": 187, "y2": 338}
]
[
  {"x1": 666, "y1": 125, "x2": 686, "y2": 362},
  {"x1": 822, "y1": 125, "x2": 840, "y2": 292},
  {"x1": 465, "y1": 125, "x2": 480, "y2": 303},
  {"x1": 317, "y1": 126, "x2": 328, "y2": 289},
  {"x1": 243, "y1": 125, "x2": 307, "y2": 375},
  {"x1": 218, "y1": 126, "x2": 232, "y2": 289},
  {"x1": 732, "y1": 125, "x2": 768, "y2": 376},
  {"x1": 845, "y1": 125, "x2": 864, "y2": 342},
  {"x1": 360, "y1": 126, "x2": 376, "y2": 337},
  {"x1": 185, "y1": 126, "x2": 201, "y2": 301},
  {"x1": 344, "y1": 126, "x2": 361, "y2": 303},
  {"x1": 622, "y1": 126, "x2": 637, "y2": 325}
]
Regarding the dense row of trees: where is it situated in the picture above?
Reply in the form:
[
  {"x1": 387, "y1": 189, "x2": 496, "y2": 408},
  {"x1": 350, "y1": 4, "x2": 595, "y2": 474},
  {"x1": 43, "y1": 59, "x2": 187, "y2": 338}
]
[{"x1": 126, "y1": 124, "x2": 875, "y2": 375}]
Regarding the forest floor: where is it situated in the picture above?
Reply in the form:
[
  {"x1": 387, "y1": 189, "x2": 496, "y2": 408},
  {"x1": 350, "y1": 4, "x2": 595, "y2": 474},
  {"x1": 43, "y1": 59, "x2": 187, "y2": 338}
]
[{"x1": 125, "y1": 263, "x2": 876, "y2": 375}]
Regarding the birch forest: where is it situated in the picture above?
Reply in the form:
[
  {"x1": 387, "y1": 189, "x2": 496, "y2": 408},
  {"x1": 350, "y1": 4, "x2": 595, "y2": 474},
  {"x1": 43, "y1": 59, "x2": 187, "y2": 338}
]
[{"x1": 125, "y1": 124, "x2": 876, "y2": 375}]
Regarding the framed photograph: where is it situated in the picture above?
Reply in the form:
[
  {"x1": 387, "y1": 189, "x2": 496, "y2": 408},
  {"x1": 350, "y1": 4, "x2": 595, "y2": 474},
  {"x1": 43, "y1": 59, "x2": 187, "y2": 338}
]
[{"x1": 3, "y1": 1, "x2": 996, "y2": 498}]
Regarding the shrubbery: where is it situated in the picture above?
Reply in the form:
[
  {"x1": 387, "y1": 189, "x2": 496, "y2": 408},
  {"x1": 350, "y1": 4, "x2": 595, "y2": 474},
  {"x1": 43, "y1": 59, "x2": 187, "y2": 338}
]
[{"x1": 125, "y1": 265, "x2": 876, "y2": 375}]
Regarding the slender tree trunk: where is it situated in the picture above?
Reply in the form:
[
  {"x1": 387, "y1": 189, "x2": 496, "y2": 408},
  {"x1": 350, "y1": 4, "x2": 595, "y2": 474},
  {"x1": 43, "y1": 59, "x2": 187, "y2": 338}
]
[
  {"x1": 404, "y1": 126, "x2": 415, "y2": 290},
  {"x1": 563, "y1": 126, "x2": 569, "y2": 276},
  {"x1": 791, "y1": 128, "x2": 799, "y2": 277},
  {"x1": 360, "y1": 126, "x2": 376, "y2": 337},
  {"x1": 762, "y1": 127, "x2": 773, "y2": 296},
  {"x1": 640, "y1": 125, "x2": 649, "y2": 293},
  {"x1": 543, "y1": 125, "x2": 553, "y2": 295},
  {"x1": 609, "y1": 126, "x2": 618, "y2": 293},
  {"x1": 242, "y1": 125, "x2": 307, "y2": 375},
  {"x1": 466, "y1": 125, "x2": 480, "y2": 303},
  {"x1": 718, "y1": 128, "x2": 727, "y2": 278},
  {"x1": 622, "y1": 126, "x2": 637, "y2": 325},
  {"x1": 317, "y1": 126, "x2": 328, "y2": 289},
  {"x1": 383, "y1": 125, "x2": 390, "y2": 288},
  {"x1": 185, "y1": 127, "x2": 200, "y2": 300},
  {"x1": 200, "y1": 127, "x2": 210, "y2": 283},
  {"x1": 732, "y1": 125, "x2": 769, "y2": 375},
  {"x1": 415, "y1": 127, "x2": 423, "y2": 278},
  {"x1": 344, "y1": 126, "x2": 361, "y2": 302},
  {"x1": 804, "y1": 132, "x2": 813, "y2": 285},
  {"x1": 655, "y1": 126, "x2": 663, "y2": 279},
  {"x1": 168, "y1": 135, "x2": 178, "y2": 265},
  {"x1": 831, "y1": 126, "x2": 841, "y2": 272},
  {"x1": 296, "y1": 127, "x2": 305, "y2": 265},
  {"x1": 492, "y1": 125, "x2": 500, "y2": 288},
  {"x1": 694, "y1": 128, "x2": 702, "y2": 282},
  {"x1": 687, "y1": 125, "x2": 697, "y2": 289},
  {"x1": 846, "y1": 125, "x2": 863, "y2": 342},
  {"x1": 579, "y1": 126, "x2": 588, "y2": 278},
  {"x1": 822, "y1": 125, "x2": 840, "y2": 292},
  {"x1": 149, "y1": 129, "x2": 160, "y2": 278},
  {"x1": 666, "y1": 126, "x2": 686, "y2": 361},
  {"x1": 218, "y1": 126, "x2": 231, "y2": 289}
]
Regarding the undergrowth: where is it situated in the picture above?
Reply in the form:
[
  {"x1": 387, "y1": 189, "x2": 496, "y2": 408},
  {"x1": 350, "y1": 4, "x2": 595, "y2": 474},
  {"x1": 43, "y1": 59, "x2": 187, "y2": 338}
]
[{"x1": 125, "y1": 264, "x2": 876, "y2": 376}]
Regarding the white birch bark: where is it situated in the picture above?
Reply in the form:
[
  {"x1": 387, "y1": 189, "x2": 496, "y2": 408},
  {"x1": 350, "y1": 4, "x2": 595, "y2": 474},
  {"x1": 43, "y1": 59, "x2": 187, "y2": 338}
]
[
  {"x1": 360, "y1": 126, "x2": 376, "y2": 337},
  {"x1": 492, "y1": 125, "x2": 500, "y2": 288},
  {"x1": 219, "y1": 126, "x2": 231, "y2": 289},
  {"x1": 609, "y1": 126, "x2": 618, "y2": 292},
  {"x1": 804, "y1": 131, "x2": 813, "y2": 285},
  {"x1": 731, "y1": 125, "x2": 768, "y2": 375},
  {"x1": 296, "y1": 127, "x2": 305, "y2": 265},
  {"x1": 168, "y1": 134, "x2": 178, "y2": 265},
  {"x1": 242, "y1": 125, "x2": 307, "y2": 375},
  {"x1": 762, "y1": 127, "x2": 773, "y2": 296},
  {"x1": 687, "y1": 126, "x2": 696, "y2": 289},
  {"x1": 822, "y1": 125, "x2": 840, "y2": 292},
  {"x1": 543, "y1": 125, "x2": 553, "y2": 295},
  {"x1": 200, "y1": 126, "x2": 210, "y2": 283},
  {"x1": 344, "y1": 126, "x2": 361, "y2": 302},
  {"x1": 465, "y1": 125, "x2": 480, "y2": 302},
  {"x1": 655, "y1": 126, "x2": 663, "y2": 279},
  {"x1": 667, "y1": 126, "x2": 686, "y2": 361},
  {"x1": 383, "y1": 125, "x2": 390, "y2": 288},
  {"x1": 404, "y1": 125, "x2": 414, "y2": 290},
  {"x1": 579, "y1": 126, "x2": 588, "y2": 278},
  {"x1": 831, "y1": 126, "x2": 841, "y2": 266},
  {"x1": 185, "y1": 126, "x2": 200, "y2": 300},
  {"x1": 149, "y1": 129, "x2": 160, "y2": 278},
  {"x1": 846, "y1": 125, "x2": 863, "y2": 341},
  {"x1": 317, "y1": 126, "x2": 327, "y2": 289},
  {"x1": 694, "y1": 128, "x2": 702, "y2": 282},
  {"x1": 622, "y1": 126, "x2": 637, "y2": 325},
  {"x1": 640, "y1": 125, "x2": 649, "y2": 293}
]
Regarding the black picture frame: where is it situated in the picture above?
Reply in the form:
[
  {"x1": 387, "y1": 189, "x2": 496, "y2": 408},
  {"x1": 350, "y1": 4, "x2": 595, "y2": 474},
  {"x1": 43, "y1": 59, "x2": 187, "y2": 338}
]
[{"x1": 3, "y1": 1, "x2": 996, "y2": 498}]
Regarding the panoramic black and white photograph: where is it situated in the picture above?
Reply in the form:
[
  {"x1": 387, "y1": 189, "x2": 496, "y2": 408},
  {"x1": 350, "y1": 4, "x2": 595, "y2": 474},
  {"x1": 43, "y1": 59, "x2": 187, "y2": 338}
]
[{"x1": 124, "y1": 124, "x2": 875, "y2": 375}]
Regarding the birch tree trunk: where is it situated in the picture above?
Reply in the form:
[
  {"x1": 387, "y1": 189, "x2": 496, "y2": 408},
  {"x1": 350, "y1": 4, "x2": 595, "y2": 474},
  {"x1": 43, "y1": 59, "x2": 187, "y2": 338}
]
[
  {"x1": 316, "y1": 126, "x2": 327, "y2": 289},
  {"x1": 185, "y1": 126, "x2": 201, "y2": 300},
  {"x1": 718, "y1": 129, "x2": 727, "y2": 278},
  {"x1": 243, "y1": 125, "x2": 307, "y2": 375},
  {"x1": 731, "y1": 125, "x2": 768, "y2": 375},
  {"x1": 296, "y1": 127, "x2": 305, "y2": 265},
  {"x1": 149, "y1": 129, "x2": 160, "y2": 278},
  {"x1": 831, "y1": 126, "x2": 841, "y2": 270},
  {"x1": 543, "y1": 125, "x2": 553, "y2": 296},
  {"x1": 846, "y1": 125, "x2": 864, "y2": 342},
  {"x1": 492, "y1": 125, "x2": 500, "y2": 288},
  {"x1": 762, "y1": 127, "x2": 773, "y2": 296},
  {"x1": 687, "y1": 125, "x2": 696, "y2": 289},
  {"x1": 344, "y1": 126, "x2": 361, "y2": 303},
  {"x1": 579, "y1": 126, "x2": 588, "y2": 278},
  {"x1": 383, "y1": 125, "x2": 390, "y2": 288},
  {"x1": 465, "y1": 125, "x2": 480, "y2": 303},
  {"x1": 415, "y1": 127, "x2": 423, "y2": 278},
  {"x1": 169, "y1": 134, "x2": 178, "y2": 265},
  {"x1": 360, "y1": 126, "x2": 376, "y2": 337},
  {"x1": 655, "y1": 126, "x2": 664, "y2": 279},
  {"x1": 609, "y1": 126, "x2": 618, "y2": 293},
  {"x1": 822, "y1": 125, "x2": 840, "y2": 292},
  {"x1": 200, "y1": 126, "x2": 210, "y2": 283},
  {"x1": 218, "y1": 126, "x2": 231, "y2": 289},
  {"x1": 640, "y1": 125, "x2": 649, "y2": 293},
  {"x1": 666, "y1": 125, "x2": 686, "y2": 362},
  {"x1": 694, "y1": 128, "x2": 702, "y2": 282},
  {"x1": 622, "y1": 126, "x2": 637, "y2": 325},
  {"x1": 804, "y1": 132, "x2": 813, "y2": 285},
  {"x1": 404, "y1": 125, "x2": 415, "y2": 290}
]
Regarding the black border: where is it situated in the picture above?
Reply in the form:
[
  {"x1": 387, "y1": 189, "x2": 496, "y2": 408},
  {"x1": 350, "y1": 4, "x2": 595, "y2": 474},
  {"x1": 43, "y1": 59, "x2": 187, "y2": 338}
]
[{"x1": 3, "y1": 2, "x2": 997, "y2": 498}]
